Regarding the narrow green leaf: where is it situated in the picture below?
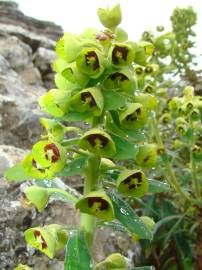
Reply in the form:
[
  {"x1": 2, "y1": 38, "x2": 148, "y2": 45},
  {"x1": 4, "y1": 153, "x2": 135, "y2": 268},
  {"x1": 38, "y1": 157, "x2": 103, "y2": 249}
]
[
  {"x1": 58, "y1": 111, "x2": 93, "y2": 121},
  {"x1": 64, "y1": 230, "x2": 93, "y2": 270},
  {"x1": 103, "y1": 90, "x2": 126, "y2": 110},
  {"x1": 153, "y1": 215, "x2": 181, "y2": 235},
  {"x1": 4, "y1": 164, "x2": 30, "y2": 182},
  {"x1": 148, "y1": 180, "x2": 170, "y2": 193},
  {"x1": 107, "y1": 190, "x2": 153, "y2": 240},
  {"x1": 59, "y1": 157, "x2": 87, "y2": 177},
  {"x1": 110, "y1": 134, "x2": 138, "y2": 160}
]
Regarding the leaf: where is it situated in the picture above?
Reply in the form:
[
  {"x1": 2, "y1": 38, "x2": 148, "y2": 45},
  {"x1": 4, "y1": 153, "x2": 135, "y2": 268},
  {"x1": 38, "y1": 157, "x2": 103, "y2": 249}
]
[
  {"x1": 59, "y1": 157, "x2": 87, "y2": 177},
  {"x1": 4, "y1": 164, "x2": 30, "y2": 182},
  {"x1": 103, "y1": 90, "x2": 126, "y2": 110},
  {"x1": 153, "y1": 215, "x2": 181, "y2": 235},
  {"x1": 64, "y1": 230, "x2": 93, "y2": 270},
  {"x1": 148, "y1": 180, "x2": 170, "y2": 193},
  {"x1": 96, "y1": 221, "x2": 127, "y2": 232},
  {"x1": 110, "y1": 134, "x2": 139, "y2": 160},
  {"x1": 58, "y1": 111, "x2": 93, "y2": 121},
  {"x1": 107, "y1": 190, "x2": 153, "y2": 240}
]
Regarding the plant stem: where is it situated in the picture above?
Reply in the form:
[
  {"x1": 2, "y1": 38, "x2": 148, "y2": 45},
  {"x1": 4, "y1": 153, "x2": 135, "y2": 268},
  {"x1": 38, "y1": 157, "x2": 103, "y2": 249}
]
[
  {"x1": 189, "y1": 120, "x2": 201, "y2": 199},
  {"x1": 151, "y1": 113, "x2": 190, "y2": 202},
  {"x1": 81, "y1": 154, "x2": 101, "y2": 248}
]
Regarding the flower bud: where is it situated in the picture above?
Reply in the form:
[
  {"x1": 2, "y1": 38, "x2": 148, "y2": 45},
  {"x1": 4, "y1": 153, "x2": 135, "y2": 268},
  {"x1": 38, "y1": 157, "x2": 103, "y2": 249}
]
[
  {"x1": 119, "y1": 103, "x2": 147, "y2": 130},
  {"x1": 24, "y1": 186, "x2": 50, "y2": 212},
  {"x1": 76, "y1": 191, "x2": 114, "y2": 221},
  {"x1": 156, "y1": 25, "x2": 165, "y2": 32},
  {"x1": 135, "y1": 144, "x2": 157, "y2": 168},
  {"x1": 109, "y1": 43, "x2": 134, "y2": 67},
  {"x1": 97, "y1": 4, "x2": 122, "y2": 29},
  {"x1": 133, "y1": 216, "x2": 155, "y2": 241},
  {"x1": 76, "y1": 48, "x2": 104, "y2": 78},
  {"x1": 24, "y1": 224, "x2": 68, "y2": 258},
  {"x1": 117, "y1": 169, "x2": 148, "y2": 197},
  {"x1": 144, "y1": 83, "x2": 155, "y2": 93},
  {"x1": 70, "y1": 87, "x2": 104, "y2": 116},
  {"x1": 168, "y1": 97, "x2": 182, "y2": 112},
  {"x1": 39, "y1": 89, "x2": 70, "y2": 117},
  {"x1": 79, "y1": 129, "x2": 116, "y2": 157},
  {"x1": 183, "y1": 86, "x2": 194, "y2": 98},
  {"x1": 94, "y1": 253, "x2": 127, "y2": 270},
  {"x1": 103, "y1": 69, "x2": 135, "y2": 93},
  {"x1": 100, "y1": 158, "x2": 116, "y2": 171}
]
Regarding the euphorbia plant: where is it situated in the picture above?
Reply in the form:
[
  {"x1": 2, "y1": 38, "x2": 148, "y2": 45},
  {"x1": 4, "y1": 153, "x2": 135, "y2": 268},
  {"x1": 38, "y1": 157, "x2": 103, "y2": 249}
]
[{"x1": 5, "y1": 4, "x2": 170, "y2": 270}]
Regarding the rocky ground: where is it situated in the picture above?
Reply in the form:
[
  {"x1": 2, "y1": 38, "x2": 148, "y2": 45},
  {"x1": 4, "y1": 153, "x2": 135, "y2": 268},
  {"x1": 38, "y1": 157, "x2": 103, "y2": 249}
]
[{"x1": 0, "y1": 2, "x2": 139, "y2": 269}]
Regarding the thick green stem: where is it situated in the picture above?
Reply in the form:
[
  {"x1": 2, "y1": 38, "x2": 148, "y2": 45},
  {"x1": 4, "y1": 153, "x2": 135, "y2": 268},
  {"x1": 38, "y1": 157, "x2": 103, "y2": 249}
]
[
  {"x1": 151, "y1": 114, "x2": 190, "y2": 202},
  {"x1": 81, "y1": 154, "x2": 101, "y2": 248}
]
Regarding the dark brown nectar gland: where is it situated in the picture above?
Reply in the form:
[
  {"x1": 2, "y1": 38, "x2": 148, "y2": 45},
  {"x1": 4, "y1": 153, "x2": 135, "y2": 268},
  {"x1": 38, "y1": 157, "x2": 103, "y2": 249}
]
[
  {"x1": 86, "y1": 134, "x2": 109, "y2": 148},
  {"x1": 85, "y1": 51, "x2": 100, "y2": 70},
  {"x1": 112, "y1": 45, "x2": 129, "y2": 64},
  {"x1": 34, "y1": 230, "x2": 47, "y2": 250},
  {"x1": 44, "y1": 143, "x2": 60, "y2": 163},
  {"x1": 123, "y1": 172, "x2": 142, "y2": 190},
  {"x1": 96, "y1": 30, "x2": 115, "y2": 41},
  {"x1": 109, "y1": 72, "x2": 128, "y2": 82},
  {"x1": 88, "y1": 197, "x2": 109, "y2": 211},
  {"x1": 32, "y1": 159, "x2": 45, "y2": 173},
  {"x1": 81, "y1": 92, "x2": 96, "y2": 107},
  {"x1": 126, "y1": 108, "x2": 141, "y2": 121}
]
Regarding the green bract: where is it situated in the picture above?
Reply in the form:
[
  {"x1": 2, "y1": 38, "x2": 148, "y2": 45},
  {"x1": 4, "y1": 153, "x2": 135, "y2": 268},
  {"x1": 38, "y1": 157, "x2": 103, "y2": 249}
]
[
  {"x1": 109, "y1": 43, "x2": 134, "y2": 67},
  {"x1": 24, "y1": 224, "x2": 68, "y2": 258},
  {"x1": 119, "y1": 103, "x2": 147, "y2": 130},
  {"x1": 39, "y1": 89, "x2": 70, "y2": 117},
  {"x1": 103, "y1": 68, "x2": 135, "y2": 93},
  {"x1": 97, "y1": 4, "x2": 122, "y2": 29},
  {"x1": 117, "y1": 169, "x2": 148, "y2": 197},
  {"x1": 76, "y1": 191, "x2": 114, "y2": 221},
  {"x1": 94, "y1": 253, "x2": 127, "y2": 270},
  {"x1": 133, "y1": 93, "x2": 157, "y2": 110},
  {"x1": 76, "y1": 47, "x2": 104, "y2": 78},
  {"x1": 79, "y1": 129, "x2": 116, "y2": 157},
  {"x1": 70, "y1": 87, "x2": 104, "y2": 116},
  {"x1": 24, "y1": 186, "x2": 50, "y2": 212},
  {"x1": 40, "y1": 118, "x2": 66, "y2": 142},
  {"x1": 135, "y1": 144, "x2": 157, "y2": 168},
  {"x1": 134, "y1": 41, "x2": 154, "y2": 66},
  {"x1": 56, "y1": 32, "x2": 82, "y2": 63}
]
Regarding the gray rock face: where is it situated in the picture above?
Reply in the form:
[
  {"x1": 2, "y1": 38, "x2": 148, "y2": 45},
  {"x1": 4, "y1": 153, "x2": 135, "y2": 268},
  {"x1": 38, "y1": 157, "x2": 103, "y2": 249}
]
[{"x1": 0, "y1": 1, "x2": 60, "y2": 148}]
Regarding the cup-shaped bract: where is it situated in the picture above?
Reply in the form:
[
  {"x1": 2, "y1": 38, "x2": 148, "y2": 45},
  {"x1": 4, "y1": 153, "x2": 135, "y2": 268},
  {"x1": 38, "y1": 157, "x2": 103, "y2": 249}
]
[
  {"x1": 117, "y1": 169, "x2": 148, "y2": 197},
  {"x1": 70, "y1": 87, "x2": 104, "y2": 116},
  {"x1": 189, "y1": 108, "x2": 200, "y2": 121},
  {"x1": 134, "y1": 41, "x2": 154, "y2": 66},
  {"x1": 144, "y1": 83, "x2": 155, "y2": 94},
  {"x1": 61, "y1": 62, "x2": 89, "y2": 88},
  {"x1": 94, "y1": 253, "x2": 127, "y2": 270},
  {"x1": 24, "y1": 186, "x2": 50, "y2": 212},
  {"x1": 40, "y1": 118, "x2": 66, "y2": 142},
  {"x1": 31, "y1": 141, "x2": 66, "y2": 174},
  {"x1": 24, "y1": 224, "x2": 68, "y2": 258},
  {"x1": 119, "y1": 103, "x2": 147, "y2": 130},
  {"x1": 79, "y1": 129, "x2": 116, "y2": 157},
  {"x1": 109, "y1": 43, "x2": 134, "y2": 67},
  {"x1": 133, "y1": 93, "x2": 157, "y2": 110},
  {"x1": 192, "y1": 145, "x2": 202, "y2": 161},
  {"x1": 100, "y1": 158, "x2": 116, "y2": 171},
  {"x1": 39, "y1": 89, "x2": 70, "y2": 117},
  {"x1": 103, "y1": 69, "x2": 135, "y2": 93},
  {"x1": 135, "y1": 144, "x2": 157, "y2": 169},
  {"x1": 56, "y1": 32, "x2": 82, "y2": 63},
  {"x1": 97, "y1": 4, "x2": 122, "y2": 29},
  {"x1": 76, "y1": 191, "x2": 114, "y2": 221},
  {"x1": 160, "y1": 113, "x2": 171, "y2": 124},
  {"x1": 76, "y1": 47, "x2": 104, "y2": 78},
  {"x1": 175, "y1": 117, "x2": 188, "y2": 135}
]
